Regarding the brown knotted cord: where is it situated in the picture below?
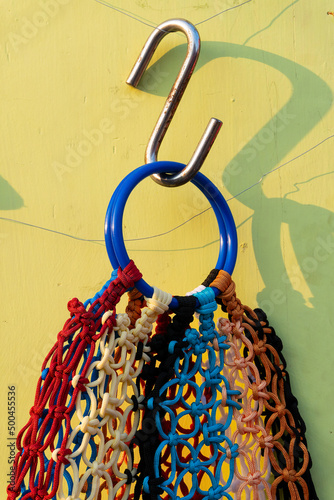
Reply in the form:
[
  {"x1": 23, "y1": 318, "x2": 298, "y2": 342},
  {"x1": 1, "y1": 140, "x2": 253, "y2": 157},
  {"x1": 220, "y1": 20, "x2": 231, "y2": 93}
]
[
  {"x1": 211, "y1": 271, "x2": 244, "y2": 320},
  {"x1": 210, "y1": 270, "x2": 316, "y2": 500},
  {"x1": 126, "y1": 288, "x2": 146, "y2": 328}
]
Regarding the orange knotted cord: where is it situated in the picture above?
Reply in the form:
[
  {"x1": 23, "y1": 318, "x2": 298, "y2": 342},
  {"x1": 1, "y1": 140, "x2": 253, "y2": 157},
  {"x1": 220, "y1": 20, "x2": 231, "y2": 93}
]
[
  {"x1": 210, "y1": 270, "x2": 314, "y2": 500},
  {"x1": 126, "y1": 289, "x2": 146, "y2": 328}
]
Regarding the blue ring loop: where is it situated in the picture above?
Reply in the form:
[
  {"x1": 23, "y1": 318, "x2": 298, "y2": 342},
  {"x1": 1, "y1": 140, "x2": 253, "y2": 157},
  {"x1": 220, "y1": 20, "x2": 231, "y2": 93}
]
[
  {"x1": 105, "y1": 176, "x2": 228, "y2": 308},
  {"x1": 105, "y1": 169, "x2": 229, "y2": 271},
  {"x1": 105, "y1": 161, "x2": 237, "y2": 308},
  {"x1": 104, "y1": 163, "x2": 231, "y2": 272}
]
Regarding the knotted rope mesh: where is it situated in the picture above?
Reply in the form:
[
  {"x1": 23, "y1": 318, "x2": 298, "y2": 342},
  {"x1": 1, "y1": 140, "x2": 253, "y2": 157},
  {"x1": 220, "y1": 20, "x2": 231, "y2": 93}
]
[
  {"x1": 133, "y1": 288, "x2": 242, "y2": 500},
  {"x1": 211, "y1": 270, "x2": 318, "y2": 500},
  {"x1": 7, "y1": 262, "x2": 146, "y2": 500},
  {"x1": 7, "y1": 265, "x2": 317, "y2": 500}
]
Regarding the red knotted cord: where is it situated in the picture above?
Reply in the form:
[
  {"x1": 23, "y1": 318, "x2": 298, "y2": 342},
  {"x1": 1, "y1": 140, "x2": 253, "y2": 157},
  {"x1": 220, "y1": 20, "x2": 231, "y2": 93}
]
[{"x1": 7, "y1": 261, "x2": 142, "y2": 500}]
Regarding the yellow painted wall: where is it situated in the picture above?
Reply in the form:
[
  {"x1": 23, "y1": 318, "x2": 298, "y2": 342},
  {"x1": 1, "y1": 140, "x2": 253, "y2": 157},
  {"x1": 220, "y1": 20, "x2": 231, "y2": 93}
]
[{"x1": 1, "y1": 1, "x2": 333, "y2": 497}]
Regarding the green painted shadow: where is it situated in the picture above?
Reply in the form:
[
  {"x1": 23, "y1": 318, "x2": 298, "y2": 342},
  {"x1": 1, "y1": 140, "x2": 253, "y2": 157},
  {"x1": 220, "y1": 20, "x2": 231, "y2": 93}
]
[{"x1": 0, "y1": 175, "x2": 24, "y2": 210}]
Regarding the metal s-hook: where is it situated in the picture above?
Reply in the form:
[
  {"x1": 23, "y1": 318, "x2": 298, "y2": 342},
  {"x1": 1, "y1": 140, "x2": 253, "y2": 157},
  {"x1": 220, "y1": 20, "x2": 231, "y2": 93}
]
[{"x1": 127, "y1": 19, "x2": 222, "y2": 187}]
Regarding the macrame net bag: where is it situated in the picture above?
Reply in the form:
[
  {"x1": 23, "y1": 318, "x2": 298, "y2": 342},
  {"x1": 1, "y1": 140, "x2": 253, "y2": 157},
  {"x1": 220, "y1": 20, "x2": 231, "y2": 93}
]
[
  {"x1": 7, "y1": 265, "x2": 318, "y2": 500},
  {"x1": 6, "y1": 262, "x2": 174, "y2": 500},
  {"x1": 7, "y1": 262, "x2": 210, "y2": 500},
  {"x1": 130, "y1": 271, "x2": 318, "y2": 500},
  {"x1": 210, "y1": 270, "x2": 317, "y2": 500}
]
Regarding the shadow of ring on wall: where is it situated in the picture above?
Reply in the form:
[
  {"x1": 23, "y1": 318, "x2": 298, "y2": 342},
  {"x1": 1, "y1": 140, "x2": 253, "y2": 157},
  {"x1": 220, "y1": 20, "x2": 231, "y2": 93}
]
[{"x1": 136, "y1": 41, "x2": 334, "y2": 497}]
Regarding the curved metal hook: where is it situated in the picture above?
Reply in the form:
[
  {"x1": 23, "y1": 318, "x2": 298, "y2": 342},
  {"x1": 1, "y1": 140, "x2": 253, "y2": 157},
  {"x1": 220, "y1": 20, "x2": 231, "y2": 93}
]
[{"x1": 127, "y1": 19, "x2": 222, "y2": 187}]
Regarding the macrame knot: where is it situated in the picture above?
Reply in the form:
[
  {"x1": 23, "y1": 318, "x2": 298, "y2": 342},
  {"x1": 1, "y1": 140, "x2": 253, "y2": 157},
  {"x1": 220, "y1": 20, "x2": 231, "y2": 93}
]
[
  {"x1": 232, "y1": 320, "x2": 244, "y2": 339},
  {"x1": 79, "y1": 311, "x2": 94, "y2": 328},
  {"x1": 185, "y1": 328, "x2": 200, "y2": 346},
  {"x1": 131, "y1": 395, "x2": 139, "y2": 412},
  {"x1": 27, "y1": 443, "x2": 40, "y2": 456},
  {"x1": 200, "y1": 324, "x2": 216, "y2": 343},
  {"x1": 80, "y1": 416, "x2": 100, "y2": 435},
  {"x1": 101, "y1": 309, "x2": 116, "y2": 328},
  {"x1": 110, "y1": 429, "x2": 123, "y2": 449},
  {"x1": 79, "y1": 326, "x2": 95, "y2": 343},
  {"x1": 225, "y1": 443, "x2": 239, "y2": 459},
  {"x1": 124, "y1": 468, "x2": 134, "y2": 484},
  {"x1": 204, "y1": 367, "x2": 222, "y2": 387},
  {"x1": 143, "y1": 476, "x2": 164, "y2": 495},
  {"x1": 116, "y1": 312, "x2": 131, "y2": 329},
  {"x1": 126, "y1": 293, "x2": 144, "y2": 326},
  {"x1": 167, "y1": 433, "x2": 179, "y2": 447},
  {"x1": 236, "y1": 415, "x2": 247, "y2": 435},
  {"x1": 90, "y1": 461, "x2": 105, "y2": 477},
  {"x1": 251, "y1": 382, "x2": 260, "y2": 401},
  {"x1": 207, "y1": 485, "x2": 225, "y2": 500},
  {"x1": 234, "y1": 356, "x2": 248, "y2": 369},
  {"x1": 188, "y1": 459, "x2": 200, "y2": 474},
  {"x1": 6, "y1": 489, "x2": 18, "y2": 500},
  {"x1": 29, "y1": 406, "x2": 43, "y2": 418},
  {"x1": 194, "y1": 287, "x2": 216, "y2": 307},
  {"x1": 125, "y1": 259, "x2": 142, "y2": 281},
  {"x1": 253, "y1": 340, "x2": 267, "y2": 356},
  {"x1": 29, "y1": 487, "x2": 49, "y2": 500},
  {"x1": 100, "y1": 292, "x2": 115, "y2": 311},
  {"x1": 217, "y1": 317, "x2": 233, "y2": 336},
  {"x1": 127, "y1": 288, "x2": 143, "y2": 301},
  {"x1": 117, "y1": 261, "x2": 141, "y2": 290},
  {"x1": 283, "y1": 468, "x2": 297, "y2": 483},
  {"x1": 194, "y1": 342, "x2": 207, "y2": 356},
  {"x1": 179, "y1": 373, "x2": 189, "y2": 386},
  {"x1": 203, "y1": 423, "x2": 212, "y2": 446},
  {"x1": 258, "y1": 434, "x2": 274, "y2": 449},
  {"x1": 72, "y1": 375, "x2": 89, "y2": 392},
  {"x1": 67, "y1": 297, "x2": 85, "y2": 315},
  {"x1": 211, "y1": 271, "x2": 244, "y2": 319},
  {"x1": 54, "y1": 405, "x2": 68, "y2": 419},
  {"x1": 275, "y1": 403, "x2": 286, "y2": 419},
  {"x1": 210, "y1": 270, "x2": 232, "y2": 296},
  {"x1": 228, "y1": 297, "x2": 243, "y2": 320},
  {"x1": 54, "y1": 365, "x2": 69, "y2": 380},
  {"x1": 226, "y1": 444, "x2": 239, "y2": 460},
  {"x1": 190, "y1": 402, "x2": 202, "y2": 416},
  {"x1": 56, "y1": 447, "x2": 72, "y2": 465},
  {"x1": 246, "y1": 471, "x2": 262, "y2": 486},
  {"x1": 202, "y1": 268, "x2": 219, "y2": 287},
  {"x1": 118, "y1": 330, "x2": 131, "y2": 348}
]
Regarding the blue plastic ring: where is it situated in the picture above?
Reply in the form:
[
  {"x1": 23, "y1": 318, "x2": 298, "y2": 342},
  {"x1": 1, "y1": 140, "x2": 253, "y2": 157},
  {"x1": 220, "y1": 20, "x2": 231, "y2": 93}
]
[
  {"x1": 105, "y1": 161, "x2": 237, "y2": 308},
  {"x1": 105, "y1": 170, "x2": 229, "y2": 272}
]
